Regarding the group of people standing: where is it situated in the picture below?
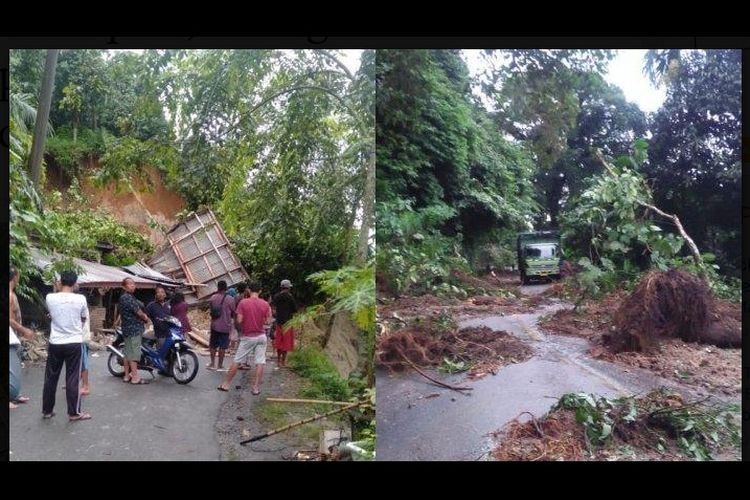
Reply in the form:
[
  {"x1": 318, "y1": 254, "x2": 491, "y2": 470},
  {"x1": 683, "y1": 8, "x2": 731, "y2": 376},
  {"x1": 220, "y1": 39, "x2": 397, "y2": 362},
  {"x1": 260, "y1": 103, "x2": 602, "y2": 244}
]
[
  {"x1": 212, "y1": 279, "x2": 297, "y2": 396},
  {"x1": 9, "y1": 265, "x2": 297, "y2": 418},
  {"x1": 116, "y1": 275, "x2": 297, "y2": 397},
  {"x1": 9, "y1": 266, "x2": 92, "y2": 422}
]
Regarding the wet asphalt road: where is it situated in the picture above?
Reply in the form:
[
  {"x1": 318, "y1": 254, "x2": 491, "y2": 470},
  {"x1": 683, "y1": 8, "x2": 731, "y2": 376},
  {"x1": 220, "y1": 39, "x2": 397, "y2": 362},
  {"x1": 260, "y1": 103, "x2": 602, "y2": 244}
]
[
  {"x1": 376, "y1": 283, "x2": 720, "y2": 461},
  {"x1": 10, "y1": 350, "x2": 228, "y2": 461}
]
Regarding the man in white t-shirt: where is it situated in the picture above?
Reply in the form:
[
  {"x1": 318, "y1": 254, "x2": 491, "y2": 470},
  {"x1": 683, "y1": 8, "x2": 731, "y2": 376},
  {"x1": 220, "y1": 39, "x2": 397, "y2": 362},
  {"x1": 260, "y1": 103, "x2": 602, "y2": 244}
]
[{"x1": 42, "y1": 271, "x2": 92, "y2": 422}]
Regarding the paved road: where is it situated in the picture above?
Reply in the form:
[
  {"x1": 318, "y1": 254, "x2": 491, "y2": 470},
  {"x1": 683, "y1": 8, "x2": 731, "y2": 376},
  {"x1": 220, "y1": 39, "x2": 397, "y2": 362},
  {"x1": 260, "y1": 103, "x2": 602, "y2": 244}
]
[
  {"x1": 377, "y1": 288, "x2": 722, "y2": 461},
  {"x1": 10, "y1": 350, "x2": 228, "y2": 461}
]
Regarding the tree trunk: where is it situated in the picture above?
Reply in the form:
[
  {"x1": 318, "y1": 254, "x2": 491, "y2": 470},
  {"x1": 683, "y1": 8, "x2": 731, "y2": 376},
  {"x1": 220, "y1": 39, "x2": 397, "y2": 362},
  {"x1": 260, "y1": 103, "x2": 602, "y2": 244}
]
[
  {"x1": 546, "y1": 175, "x2": 564, "y2": 228},
  {"x1": 355, "y1": 147, "x2": 375, "y2": 264},
  {"x1": 593, "y1": 149, "x2": 705, "y2": 275},
  {"x1": 73, "y1": 119, "x2": 78, "y2": 143},
  {"x1": 345, "y1": 190, "x2": 363, "y2": 263},
  {"x1": 29, "y1": 49, "x2": 60, "y2": 188},
  {"x1": 639, "y1": 201, "x2": 704, "y2": 269}
]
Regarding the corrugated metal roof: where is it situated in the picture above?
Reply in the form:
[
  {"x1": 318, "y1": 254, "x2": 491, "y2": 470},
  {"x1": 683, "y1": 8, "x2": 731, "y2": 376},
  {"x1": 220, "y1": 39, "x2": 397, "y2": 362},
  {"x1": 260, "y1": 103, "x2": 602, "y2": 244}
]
[
  {"x1": 29, "y1": 248, "x2": 178, "y2": 289},
  {"x1": 122, "y1": 261, "x2": 185, "y2": 286}
]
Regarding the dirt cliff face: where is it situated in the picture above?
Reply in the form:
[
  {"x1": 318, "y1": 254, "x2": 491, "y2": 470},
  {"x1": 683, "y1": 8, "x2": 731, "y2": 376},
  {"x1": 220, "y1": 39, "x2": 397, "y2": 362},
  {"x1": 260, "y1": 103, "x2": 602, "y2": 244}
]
[{"x1": 46, "y1": 159, "x2": 186, "y2": 249}]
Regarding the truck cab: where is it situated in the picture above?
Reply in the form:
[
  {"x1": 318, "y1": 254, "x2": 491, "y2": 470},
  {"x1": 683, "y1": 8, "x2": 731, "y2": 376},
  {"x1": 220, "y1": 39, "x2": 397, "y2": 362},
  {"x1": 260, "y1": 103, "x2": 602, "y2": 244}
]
[{"x1": 517, "y1": 231, "x2": 563, "y2": 285}]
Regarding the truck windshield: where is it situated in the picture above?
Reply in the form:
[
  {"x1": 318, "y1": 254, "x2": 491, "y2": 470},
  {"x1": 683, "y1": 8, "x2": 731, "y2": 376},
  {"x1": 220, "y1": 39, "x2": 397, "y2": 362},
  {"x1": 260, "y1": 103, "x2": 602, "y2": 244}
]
[{"x1": 525, "y1": 243, "x2": 557, "y2": 258}]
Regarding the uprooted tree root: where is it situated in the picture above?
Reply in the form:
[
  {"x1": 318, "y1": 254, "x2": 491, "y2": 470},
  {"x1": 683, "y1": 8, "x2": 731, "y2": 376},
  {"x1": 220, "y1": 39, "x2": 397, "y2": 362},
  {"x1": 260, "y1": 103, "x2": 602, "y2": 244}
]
[
  {"x1": 376, "y1": 324, "x2": 532, "y2": 377},
  {"x1": 492, "y1": 411, "x2": 588, "y2": 461},
  {"x1": 608, "y1": 269, "x2": 740, "y2": 352},
  {"x1": 493, "y1": 389, "x2": 741, "y2": 461}
]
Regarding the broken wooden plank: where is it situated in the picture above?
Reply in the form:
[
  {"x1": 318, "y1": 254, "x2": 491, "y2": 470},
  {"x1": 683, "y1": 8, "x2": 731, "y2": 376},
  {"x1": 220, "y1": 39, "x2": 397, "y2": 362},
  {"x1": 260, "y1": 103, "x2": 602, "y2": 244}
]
[{"x1": 187, "y1": 330, "x2": 210, "y2": 347}]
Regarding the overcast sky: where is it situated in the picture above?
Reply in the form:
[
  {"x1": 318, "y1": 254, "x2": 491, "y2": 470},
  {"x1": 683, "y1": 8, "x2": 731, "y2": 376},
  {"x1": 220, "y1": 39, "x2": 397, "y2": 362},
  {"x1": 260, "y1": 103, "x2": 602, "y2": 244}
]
[{"x1": 463, "y1": 49, "x2": 667, "y2": 114}]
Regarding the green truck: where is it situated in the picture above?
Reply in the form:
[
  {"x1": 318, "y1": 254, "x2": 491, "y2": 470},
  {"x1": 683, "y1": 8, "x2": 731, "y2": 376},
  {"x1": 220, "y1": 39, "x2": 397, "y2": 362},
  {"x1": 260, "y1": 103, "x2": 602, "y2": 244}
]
[{"x1": 517, "y1": 230, "x2": 563, "y2": 285}]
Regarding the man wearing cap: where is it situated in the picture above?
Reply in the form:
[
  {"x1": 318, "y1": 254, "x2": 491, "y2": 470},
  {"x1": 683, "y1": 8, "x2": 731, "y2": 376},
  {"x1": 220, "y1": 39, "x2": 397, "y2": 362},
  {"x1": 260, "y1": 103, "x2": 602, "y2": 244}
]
[{"x1": 271, "y1": 279, "x2": 298, "y2": 368}]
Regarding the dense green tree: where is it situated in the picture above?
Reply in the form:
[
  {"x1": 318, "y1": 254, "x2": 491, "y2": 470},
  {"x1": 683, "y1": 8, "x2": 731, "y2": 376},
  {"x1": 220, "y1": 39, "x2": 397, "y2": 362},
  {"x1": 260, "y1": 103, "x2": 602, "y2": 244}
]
[
  {"x1": 376, "y1": 50, "x2": 539, "y2": 294},
  {"x1": 10, "y1": 48, "x2": 374, "y2": 305},
  {"x1": 646, "y1": 50, "x2": 741, "y2": 276},
  {"x1": 376, "y1": 48, "x2": 739, "y2": 297}
]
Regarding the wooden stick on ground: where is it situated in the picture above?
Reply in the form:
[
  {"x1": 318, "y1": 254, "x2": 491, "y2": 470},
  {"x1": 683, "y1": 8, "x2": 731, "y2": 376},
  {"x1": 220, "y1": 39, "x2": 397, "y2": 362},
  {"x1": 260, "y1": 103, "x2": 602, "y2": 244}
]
[
  {"x1": 265, "y1": 398, "x2": 353, "y2": 406},
  {"x1": 240, "y1": 401, "x2": 364, "y2": 445},
  {"x1": 396, "y1": 348, "x2": 473, "y2": 393},
  {"x1": 187, "y1": 330, "x2": 209, "y2": 347}
]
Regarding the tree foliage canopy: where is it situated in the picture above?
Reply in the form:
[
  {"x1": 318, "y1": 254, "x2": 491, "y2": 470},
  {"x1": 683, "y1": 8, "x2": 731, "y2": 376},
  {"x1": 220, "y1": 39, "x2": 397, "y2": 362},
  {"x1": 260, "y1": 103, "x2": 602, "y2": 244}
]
[
  {"x1": 376, "y1": 49, "x2": 740, "y2": 298},
  {"x1": 10, "y1": 49, "x2": 375, "y2": 305}
]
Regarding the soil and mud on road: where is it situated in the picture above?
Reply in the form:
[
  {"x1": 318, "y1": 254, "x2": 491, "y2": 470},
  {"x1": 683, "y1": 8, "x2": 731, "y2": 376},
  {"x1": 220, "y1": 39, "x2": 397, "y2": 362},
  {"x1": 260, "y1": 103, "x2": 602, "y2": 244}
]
[{"x1": 376, "y1": 270, "x2": 741, "y2": 461}]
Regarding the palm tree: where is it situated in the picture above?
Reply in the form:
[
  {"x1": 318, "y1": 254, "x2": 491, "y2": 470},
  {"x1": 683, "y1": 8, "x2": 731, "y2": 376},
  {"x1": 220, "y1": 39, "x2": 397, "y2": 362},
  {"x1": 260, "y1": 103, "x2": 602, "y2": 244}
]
[{"x1": 9, "y1": 92, "x2": 54, "y2": 165}]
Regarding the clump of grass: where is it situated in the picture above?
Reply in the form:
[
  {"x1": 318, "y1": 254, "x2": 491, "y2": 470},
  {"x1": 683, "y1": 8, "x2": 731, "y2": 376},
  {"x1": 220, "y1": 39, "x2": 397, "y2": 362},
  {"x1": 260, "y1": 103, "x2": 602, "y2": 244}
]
[{"x1": 288, "y1": 346, "x2": 352, "y2": 402}]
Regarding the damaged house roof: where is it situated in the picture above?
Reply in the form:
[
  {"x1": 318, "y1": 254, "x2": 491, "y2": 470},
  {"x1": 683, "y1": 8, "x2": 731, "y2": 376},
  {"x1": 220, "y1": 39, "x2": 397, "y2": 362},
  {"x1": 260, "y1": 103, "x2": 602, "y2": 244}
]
[
  {"x1": 122, "y1": 261, "x2": 186, "y2": 287},
  {"x1": 29, "y1": 248, "x2": 182, "y2": 289}
]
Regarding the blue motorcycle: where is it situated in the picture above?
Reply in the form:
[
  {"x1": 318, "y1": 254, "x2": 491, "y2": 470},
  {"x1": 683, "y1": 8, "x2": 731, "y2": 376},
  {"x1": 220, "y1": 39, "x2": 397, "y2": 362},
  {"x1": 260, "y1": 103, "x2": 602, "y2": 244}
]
[{"x1": 106, "y1": 316, "x2": 199, "y2": 385}]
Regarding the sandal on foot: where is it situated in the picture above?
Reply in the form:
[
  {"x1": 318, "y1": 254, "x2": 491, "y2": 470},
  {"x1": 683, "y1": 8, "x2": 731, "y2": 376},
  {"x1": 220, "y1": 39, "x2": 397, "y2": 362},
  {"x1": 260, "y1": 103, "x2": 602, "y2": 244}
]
[
  {"x1": 130, "y1": 379, "x2": 150, "y2": 385},
  {"x1": 217, "y1": 386, "x2": 229, "y2": 392},
  {"x1": 69, "y1": 412, "x2": 92, "y2": 422},
  {"x1": 13, "y1": 396, "x2": 30, "y2": 404},
  {"x1": 251, "y1": 389, "x2": 261, "y2": 396},
  {"x1": 42, "y1": 412, "x2": 56, "y2": 419}
]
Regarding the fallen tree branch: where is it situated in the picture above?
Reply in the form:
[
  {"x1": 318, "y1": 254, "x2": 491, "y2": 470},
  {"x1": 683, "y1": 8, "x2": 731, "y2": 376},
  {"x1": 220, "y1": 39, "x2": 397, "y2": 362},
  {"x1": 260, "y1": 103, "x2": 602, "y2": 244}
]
[
  {"x1": 647, "y1": 395, "x2": 713, "y2": 418},
  {"x1": 396, "y1": 348, "x2": 473, "y2": 393},
  {"x1": 636, "y1": 201, "x2": 703, "y2": 269},
  {"x1": 517, "y1": 411, "x2": 546, "y2": 439},
  {"x1": 594, "y1": 149, "x2": 704, "y2": 272}
]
